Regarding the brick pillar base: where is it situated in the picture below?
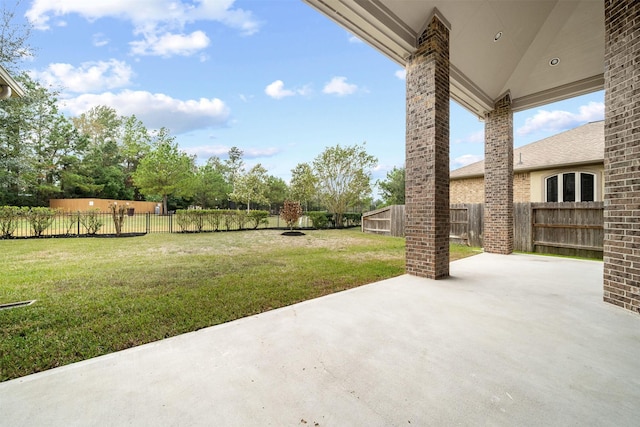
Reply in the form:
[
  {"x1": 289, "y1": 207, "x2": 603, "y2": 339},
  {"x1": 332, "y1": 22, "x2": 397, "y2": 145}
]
[
  {"x1": 405, "y1": 12, "x2": 450, "y2": 279},
  {"x1": 603, "y1": 0, "x2": 640, "y2": 314},
  {"x1": 484, "y1": 95, "x2": 514, "y2": 254}
]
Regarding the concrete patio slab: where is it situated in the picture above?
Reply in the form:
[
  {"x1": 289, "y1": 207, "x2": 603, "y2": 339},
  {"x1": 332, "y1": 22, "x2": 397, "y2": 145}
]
[{"x1": 1, "y1": 253, "x2": 638, "y2": 426}]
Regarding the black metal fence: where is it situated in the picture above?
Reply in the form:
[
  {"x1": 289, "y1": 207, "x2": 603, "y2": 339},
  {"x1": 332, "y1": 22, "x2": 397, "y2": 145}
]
[{"x1": 2, "y1": 212, "x2": 315, "y2": 239}]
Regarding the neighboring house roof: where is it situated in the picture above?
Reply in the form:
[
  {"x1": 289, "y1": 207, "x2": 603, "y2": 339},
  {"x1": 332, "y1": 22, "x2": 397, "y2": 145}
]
[
  {"x1": 451, "y1": 120, "x2": 604, "y2": 179},
  {"x1": 0, "y1": 64, "x2": 25, "y2": 99}
]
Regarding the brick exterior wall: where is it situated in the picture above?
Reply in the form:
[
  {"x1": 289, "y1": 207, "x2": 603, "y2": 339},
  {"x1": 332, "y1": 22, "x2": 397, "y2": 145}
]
[
  {"x1": 451, "y1": 177, "x2": 484, "y2": 203},
  {"x1": 603, "y1": 0, "x2": 640, "y2": 314},
  {"x1": 513, "y1": 173, "x2": 530, "y2": 203},
  {"x1": 483, "y1": 95, "x2": 514, "y2": 254},
  {"x1": 405, "y1": 14, "x2": 450, "y2": 279},
  {"x1": 451, "y1": 172, "x2": 529, "y2": 204}
]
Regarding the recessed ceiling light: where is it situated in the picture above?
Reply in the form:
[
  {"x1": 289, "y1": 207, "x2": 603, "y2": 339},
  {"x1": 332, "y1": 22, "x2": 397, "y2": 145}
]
[
  {"x1": 549, "y1": 57, "x2": 560, "y2": 66},
  {"x1": 494, "y1": 31, "x2": 503, "y2": 42}
]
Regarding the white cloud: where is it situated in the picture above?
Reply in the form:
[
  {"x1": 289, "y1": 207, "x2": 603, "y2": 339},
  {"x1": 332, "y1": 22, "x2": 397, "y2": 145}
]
[
  {"x1": 454, "y1": 129, "x2": 484, "y2": 144},
  {"x1": 185, "y1": 145, "x2": 281, "y2": 160},
  {"x1": 244, "y1": 147, "x2": 281, "y2": 158},
  {"x1": 452, "y1": 154, "x2": 483, "y2": 168},
  {"x1": 26, "y1": 0, "x2": 261, "y2": 57},
  {"x1": 323, "y1": 76, "x2": 358, "y2": 96},
  {"x1": 348, "y1": 34, "x2": 363, "y2": 43},
  {"x1": 517, "y1": 101, "x2": 604, "y2": 136},
  {"x1": 60, "y1": 90, "x2": 230, "y2": 134},
  {"x1": 264, "y1": 80, "x2": 310, "y2": 99},
  {"x1": 184, "y1": 145, "x2": 232, "y2": 159},
  {"x1": 265, "y1": 80, "x2": 295, "y2": 99},
  {"x1": 92, "y1": 33, "x2": 109, "y2": 47},
  {"x1": 26, "y1": 0, "x2": 261, "y2": 33},
  {"x1": 31, "y1": 59, "x2": 134, "y2": 93},
  {"x1": 394, "y1": 69, "x2": 406, "y2": 80},
  {"x1": 130, "y1": 31, "x2": 210, "y2": 57}
]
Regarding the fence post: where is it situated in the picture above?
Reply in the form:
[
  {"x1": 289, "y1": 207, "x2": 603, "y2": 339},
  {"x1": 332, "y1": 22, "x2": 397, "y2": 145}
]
[
  {"x1": 146, "y1": 212, "x2": 150, "y2": 234},
  {"x1": 77, "y1": 212, "x2": 80, "y2": 236},
  {"x1": 169, "y1": 213, "x2": 173, "y2": 233}
]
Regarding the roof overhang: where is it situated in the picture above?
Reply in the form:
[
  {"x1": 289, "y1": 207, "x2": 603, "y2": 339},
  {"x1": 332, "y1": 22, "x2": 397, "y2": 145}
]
[
  {"x1": 303, "y1": 0, "x2": 604, "y2": 118},
  {"x1": 0, "y1": 64, "x2": 25, "y2": 99}
]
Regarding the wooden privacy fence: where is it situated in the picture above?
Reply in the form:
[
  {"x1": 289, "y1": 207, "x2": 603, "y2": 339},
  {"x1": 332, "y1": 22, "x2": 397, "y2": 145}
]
[
  {"x1": 450, "y1": 204, "x2": 484, "y2": 247},
  {"x1": 361, "y1": 205, "x2": 405, "y2": 237},
  {"x1": 363, "y1": 203, "x2": 604, "y2": 257},
  {"x1": 450, "y1": 202, "x2": 604, "y2": 258}
]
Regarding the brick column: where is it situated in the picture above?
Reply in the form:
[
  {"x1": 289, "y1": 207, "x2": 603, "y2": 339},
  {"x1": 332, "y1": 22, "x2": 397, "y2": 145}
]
[
  {"x1": 603, "y1": 0, "x2": 640, "y2": 314},
  {"x1": 483, "y1": 95, "x2": 513, "y2": 254},
  {"x1": 405, "y1": 13, "x2": 450, "y2": 279}
]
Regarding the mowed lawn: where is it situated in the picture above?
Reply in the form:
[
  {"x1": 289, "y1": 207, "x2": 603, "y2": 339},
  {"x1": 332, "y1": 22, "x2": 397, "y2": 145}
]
[{"x1": 0, "y1": 229, "x2": 479, "y2": 382}]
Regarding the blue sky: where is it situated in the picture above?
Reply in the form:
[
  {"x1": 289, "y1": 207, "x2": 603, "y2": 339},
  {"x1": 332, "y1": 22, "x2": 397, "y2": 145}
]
[{"x1": 18, "y1": 0, "x2": 604, "y2": 191}]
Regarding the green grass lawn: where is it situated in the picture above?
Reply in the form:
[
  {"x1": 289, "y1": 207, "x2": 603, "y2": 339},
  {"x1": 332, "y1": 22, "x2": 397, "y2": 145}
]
[{"x1": 0, "y1": 229, "x2": 479, "y2": 382}]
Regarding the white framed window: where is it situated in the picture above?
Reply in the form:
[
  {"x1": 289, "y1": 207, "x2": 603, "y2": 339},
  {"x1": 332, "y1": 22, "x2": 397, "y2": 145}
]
[{"x1": 545, "y1": 172, "x2": 596, "y2": 202}]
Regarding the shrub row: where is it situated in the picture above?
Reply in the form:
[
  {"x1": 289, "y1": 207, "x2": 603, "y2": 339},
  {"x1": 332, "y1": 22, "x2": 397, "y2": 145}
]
[
  {"x1": 0, "y1": 206, "x2": 59, "y2": 238},
  {"x1": 307, "y1": 211, "x2": 362, "y2": 229},
  {"x1": 174, "y1": 209, "x2": 270, "y2": 232},
  {"x1": 0, "y1": 206, "x2": 109, "y2": 238}
]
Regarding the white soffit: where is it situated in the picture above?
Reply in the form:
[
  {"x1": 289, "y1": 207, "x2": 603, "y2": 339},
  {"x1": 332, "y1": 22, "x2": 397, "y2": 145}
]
[{"x1": 303, "y1": 0, "x2": 604, "y2": 118}]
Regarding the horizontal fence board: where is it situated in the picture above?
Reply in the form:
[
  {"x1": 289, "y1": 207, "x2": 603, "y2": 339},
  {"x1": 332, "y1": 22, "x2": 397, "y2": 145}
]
[
  {"x1": 361, "y1": 205, "x2": 405, "y2": 237},
  {"x1": 533, "y1": 224, "x2": 603, "y2": 230}
]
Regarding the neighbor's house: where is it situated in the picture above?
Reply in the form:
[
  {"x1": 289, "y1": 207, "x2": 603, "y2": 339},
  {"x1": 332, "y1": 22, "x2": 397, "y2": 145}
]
[
  {"x1": 0, "y1": 64, "x2": 25, "y2": 99},
  {"x1": 450, "y1": 120, "x2": 604, "y2": 204}
]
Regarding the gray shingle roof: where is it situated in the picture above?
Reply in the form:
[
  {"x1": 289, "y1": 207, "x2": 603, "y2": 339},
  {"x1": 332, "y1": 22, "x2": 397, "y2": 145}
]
[{"x1": 450, "y1": 120, "x2": 604, "y2": 179}]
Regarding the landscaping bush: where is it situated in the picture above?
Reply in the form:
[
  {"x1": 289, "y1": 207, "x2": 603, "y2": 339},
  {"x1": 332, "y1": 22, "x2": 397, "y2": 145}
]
[
  {"x1": 25, "y1": 207, "x2": 57, "y2": 237},
  {"x1": 206, "y1": 210, "x2": 222, "y2": 231},
  {"x1": 343, "y1": 213, "x2": 362, "y2": 227},
  {"x1": 308, "y1": 211, "x2": 332, "y2": 229},
  {"x1": 236, "y1": 210, "x2": 248, "y2": 230},
  {"x1": 65, "y1": 211, "x2": 81, "y2": 235},
  {"x1": 79, "y1": 209, "x2": 103, "y2": 235},
  {"x1": 280, "y1": 200, "x2": 303, "y2": 230},
  {"x1": 0, "y1": 206, "x2": 26, "y2": 238},
  {"x1": 247, "y1": 210, "x2": 269, "y2": 229},
  {"x1": 222, "y1": 211, "x2": 236, "y2": 231},
  {"x1": 175, "y1": 210, "x2": 193, "y2": 232},
  {"x1": 109, "y1": 203, "x2": 128, "y2": 236},
  {"x1": 175, "y1": 209, "x2": 267, "y2": 232},
  {"x1": 306, "y1": 211, "x2": 362, "y2": 228}
]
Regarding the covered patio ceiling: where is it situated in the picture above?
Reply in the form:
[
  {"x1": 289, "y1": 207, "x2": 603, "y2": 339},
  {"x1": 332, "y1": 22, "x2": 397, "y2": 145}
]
[{"x1": 303, "y1": 0, "x2": 604, "y2": 118}]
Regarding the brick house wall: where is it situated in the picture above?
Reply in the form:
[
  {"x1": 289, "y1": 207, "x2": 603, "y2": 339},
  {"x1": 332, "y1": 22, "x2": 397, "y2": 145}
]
[
  {"x1": 450, "y1": 177, "x2": 484, "y2": 203},
  {"x1": 513, "y1": 173, "x2": 530, "y2": 203},
  {"x1": 451, "y1": 172, "x2": 530, "y2": 204}
]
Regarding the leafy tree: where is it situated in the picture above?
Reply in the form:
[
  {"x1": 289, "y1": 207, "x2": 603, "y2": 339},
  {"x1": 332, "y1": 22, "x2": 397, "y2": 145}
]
[
  {"x1": 289, "y1": 162, "x2": 317, "y2": 211},
  {"x1": 0, "y1": 73, "x2": 86, "y2": 206},
  {"x1": 0, "y1": 77, "x2": 34, "y2": 205},
  {"x1": 73, "y1": 106, "x2": 129, "y2": 199},
  {"x1": 266, "y1": 175, "x2": 288, "y2": 211},
  {"x1": 121, "y1": 115, "x2": 151, "y2": 200},
  {"x1": 229, "y1": 164, "x2": 269, "y2": 212},
  {"x1": 132, "y1": 128, "x2": 195, "y2": 214},
  {"x1": 192, "y1": 158, "x2": 230, "y2": 208},
  {"x1": 281, "y1": 200, "x2": 303, "y2": 231},
  {"x1": 312, "y1": 143, "x2": 377, "y2": 227},
  {"x1": 0, "y1": 1, "x2": 33, "y2": 73},
  {"x1": 377, "y1": 166, "x2": 405, "y2": 206},
  {"x1": 225, "y1": 146, "x2": 244, "y2": 189},
  {"x1": 72, "y1": 106, "x2": 122, "y2": 152}
]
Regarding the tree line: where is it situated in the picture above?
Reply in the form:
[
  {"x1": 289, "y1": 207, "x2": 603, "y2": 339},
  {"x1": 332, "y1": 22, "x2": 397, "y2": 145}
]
[
  {"x1": 1, "y1": 74, "x2": 395, "y2": 225},
  {"x1": 0, "y1": 2, "x2": 407, "y2": 227}
]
